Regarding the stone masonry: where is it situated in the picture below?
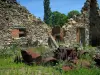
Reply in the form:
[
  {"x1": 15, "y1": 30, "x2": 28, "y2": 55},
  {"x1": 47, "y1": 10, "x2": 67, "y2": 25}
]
[
  {"x1": 0, "y1": 0, "x2": 49, "y2": 49},
  {"x1": 63, "y1": 0, "x2": 100, "y2": 47}
]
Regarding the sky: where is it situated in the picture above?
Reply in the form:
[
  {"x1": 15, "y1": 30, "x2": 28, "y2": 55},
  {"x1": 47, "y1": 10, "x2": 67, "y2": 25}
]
[{"x1": 17, "y1": 0, "x2": 100, "y2": 20}]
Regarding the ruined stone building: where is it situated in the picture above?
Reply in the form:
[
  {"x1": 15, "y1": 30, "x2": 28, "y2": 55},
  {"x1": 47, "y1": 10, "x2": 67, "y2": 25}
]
[
  {"x1": 0, "y1": 0, "x2": 100, "y2": 49},
  {"x1": 0, "y1": 0, "x2": 49, "y2": 49},
  {"x1": 63, "y1": 0, "x2": 100, "y2": 47}
]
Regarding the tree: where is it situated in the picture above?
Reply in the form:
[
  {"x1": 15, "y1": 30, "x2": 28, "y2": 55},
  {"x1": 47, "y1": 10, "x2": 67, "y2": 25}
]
[
  {"x1": 43, "y1": 0, "x2": 52, "y2": 25},
  {"x1": 52, "y1": 11, "x2": 68, "y2": 27},
  {"x1": 67, "y1": 10, "x2": 81, "y2": 19}
]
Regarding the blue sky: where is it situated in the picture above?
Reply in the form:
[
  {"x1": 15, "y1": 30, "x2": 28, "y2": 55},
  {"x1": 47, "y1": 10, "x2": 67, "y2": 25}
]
[{"x1": 17, "y1": 0, "x2": 100, "y2": 20}]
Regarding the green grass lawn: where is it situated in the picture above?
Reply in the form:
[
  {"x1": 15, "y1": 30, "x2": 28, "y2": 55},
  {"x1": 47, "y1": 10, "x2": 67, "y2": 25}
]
[{"x1": 0, "y1": 57, "x2": 100, "y2": 75}]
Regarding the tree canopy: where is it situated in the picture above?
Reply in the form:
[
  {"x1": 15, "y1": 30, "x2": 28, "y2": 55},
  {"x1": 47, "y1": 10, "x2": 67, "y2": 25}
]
[
  {"x1": 67, "y1": 10, "x2": 81, "y2": 19},
  {"x1": 51, "y1": 11, "x2": 68, "y2": 27},
  {"x1": 43, "y1": 0, "x2": 52, "y2": 25},
  {"x1": 43, "y1": 0, "x2": 80, "y2": 27}
]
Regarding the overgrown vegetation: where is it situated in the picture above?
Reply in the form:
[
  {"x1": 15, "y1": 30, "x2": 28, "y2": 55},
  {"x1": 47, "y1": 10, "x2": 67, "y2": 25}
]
[
  {"x1": 67, "y1": 10, "x2": 81, "y2": 19},
  {"x1": 44, "y1": 0, "x2": 52, "y2": 25},
  {"x1": 0, "y1": 45, "x2": 100, "y2": 75},
  {"x1": 0, "y1": 57, "x2": 100, "y2": 75},
  {"x1": 51, "y1": 11, "x2": 68, "y2": 27}
]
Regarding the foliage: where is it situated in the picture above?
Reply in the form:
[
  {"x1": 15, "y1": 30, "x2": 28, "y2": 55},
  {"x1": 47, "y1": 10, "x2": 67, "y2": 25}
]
[
  {"x1": 43, "y1": 1, "x2": 80, "y2": 27},
  {"x1": 0, "y1": 44, "x2": 100, "y2": 75},
  {"x1": 0, "y1": 57, "x2": 100, "y2": 75},
  {"x1": 51, "y1": 11, "x2": 68, "y2": 27},
  {"x1": 0, "y1": 44, "x2": 20, "y2": 58},
  {"x1": 28, "y1": 45, "x2": 47, "y2": 55},
  {"x1": 67, "y1": 10, "x2": 81, "y2": 19},
  {"x1": 63, "y1": 68, "x2": 100, "y2": 75},
  {"x1": 43, "y1": 0, "x2": 52, "y2": 26}
]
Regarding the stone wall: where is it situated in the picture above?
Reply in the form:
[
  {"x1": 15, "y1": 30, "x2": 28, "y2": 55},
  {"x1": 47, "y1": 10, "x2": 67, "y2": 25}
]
[
  {"x1": 0, "y1": 1, "x2": 49, "y2": 49},
  {"x1": 63, "y1": 19, "x2": 89, "y2": 47},
  {"x1": 0, "y1": 0, "x2": 17, "y2": 4},
  {"x1": 63, "y1": 23, "x2": 77, "y2": 47},
  {"x1": 63, "y1": 0, "x2": 100, "y2": 47}
]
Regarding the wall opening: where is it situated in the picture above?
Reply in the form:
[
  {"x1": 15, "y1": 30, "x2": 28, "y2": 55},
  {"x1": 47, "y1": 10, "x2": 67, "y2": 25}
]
[
  {"x1": 52, "y1": 26, "x2": 60, "y2": 36},
  {"x1": 52, "y1": 26, "x2": 65, "y2": 42},
  {"x1": 11, "y1": 27, "x2": 26, "y2": 39},
  {"x1": 76, "y1": 27, "x2": 85, "y2": 46},
  {"x1": 55, "y1": 34, "x2": 61, "y2": 42},
  {"x1": 19, "y1": 28, "x2": 26, "y2": 37}
]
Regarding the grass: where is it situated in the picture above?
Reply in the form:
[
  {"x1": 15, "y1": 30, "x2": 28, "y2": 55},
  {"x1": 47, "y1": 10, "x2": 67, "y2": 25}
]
[
  {"x1": 63, "y1": 68, "x2": 100, "y2": 75},
  {"x1": 0, "y1": 57, "x2": 60, "y2": 75},
  {"x1": 0, "y1": 57, "x2": 100, "y2": 75}
]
